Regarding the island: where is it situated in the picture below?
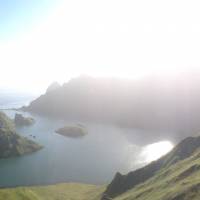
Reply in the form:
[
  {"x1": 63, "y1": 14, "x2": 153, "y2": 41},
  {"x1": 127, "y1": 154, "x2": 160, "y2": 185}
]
[
  {"x1": 55, "y1": 124, "x2": 88, "y2": 138},
  {"x1": 14, "y1": 113, "x2": 35, "y2": 126},
  {"x1": 0, "y1": 112, "x2": 42, "y2": 158}
]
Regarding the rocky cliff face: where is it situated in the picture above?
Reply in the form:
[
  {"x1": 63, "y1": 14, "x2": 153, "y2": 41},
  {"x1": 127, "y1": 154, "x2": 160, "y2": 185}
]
[
  {"x1": 14, "y1": 113, "x2": 35, "y2": 126},
  {"x1": 0, "y1": 112, "x2": 42, "y2": 158}
]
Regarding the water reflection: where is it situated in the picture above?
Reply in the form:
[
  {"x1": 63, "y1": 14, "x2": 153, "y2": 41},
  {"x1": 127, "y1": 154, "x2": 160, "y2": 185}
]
[{"x1": 0, "y1": 110, "x2": 174, "y2": 187}]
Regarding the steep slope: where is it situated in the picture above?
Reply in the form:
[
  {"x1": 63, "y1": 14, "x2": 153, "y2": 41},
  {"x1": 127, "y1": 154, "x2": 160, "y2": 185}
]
[
  {"x1": 0, "y1": 136, "x2": 200, "y2": 199},
  {"x1": 115, "y1": 147, "x2": 200, "y2": 200},
  {"x1": 0, "y1": 147, "x2": 200, "y2": 200},
  {"x1": 0, "y1": 112, "x2": 42, "y2": 158},
  {"x1": 102, "y1": 136, "x2": 200, "y2": 199}
]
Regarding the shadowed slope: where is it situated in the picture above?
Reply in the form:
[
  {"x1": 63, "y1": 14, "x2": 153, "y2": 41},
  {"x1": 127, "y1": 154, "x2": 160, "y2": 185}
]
[{"x1": 102, "y1": 135, "x2": 200, "y2": 199}]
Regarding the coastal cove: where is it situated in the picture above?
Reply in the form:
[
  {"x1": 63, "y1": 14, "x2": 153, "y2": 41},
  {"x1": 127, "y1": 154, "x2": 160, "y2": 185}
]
[
  {"x1": 0, "y1": 108, "x2": 173, "y2": 187},
  {"x1": 0, "y1": 109, "x2": 134, "y2": 187}
]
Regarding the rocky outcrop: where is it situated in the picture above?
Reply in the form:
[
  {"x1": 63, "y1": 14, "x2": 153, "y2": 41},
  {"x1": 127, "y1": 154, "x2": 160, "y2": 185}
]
[
  {"x1": 0, "y1": 112, "x2": 42, "y2": 158},
  {"x1": 14, "y1": 113, "x2": 35, "y2": 126},
  {"x1": 55, "y1": 124, "x2": 88, "y2": 138}
]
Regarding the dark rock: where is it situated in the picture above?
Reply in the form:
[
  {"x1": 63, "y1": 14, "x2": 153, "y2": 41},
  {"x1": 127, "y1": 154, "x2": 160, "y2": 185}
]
[{"x1": 15, "y1": 113, "x2": 35, "y2": 126}]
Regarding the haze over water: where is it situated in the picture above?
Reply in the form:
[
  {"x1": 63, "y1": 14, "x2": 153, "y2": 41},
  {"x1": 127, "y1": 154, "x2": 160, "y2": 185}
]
[{"x1": 0, "y1": 92, "x2": 173, "y2": 187}]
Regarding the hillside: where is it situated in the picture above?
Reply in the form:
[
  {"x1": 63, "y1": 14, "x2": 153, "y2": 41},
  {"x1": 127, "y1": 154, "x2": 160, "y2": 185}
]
[
  {"x1": 0, "y1": 112, "x2": 15, "y2": 131},
  {"x1": 24, "y1": 75, "x2": 200, "y2": 143},
  {"x1": 0, "y1": 135, "x2": 200, "y2": 200},
  {"x1": 114, "y1": 145, "x2": 200, "y2": 200},
  {"x1": 0, "y1": 183, "x2": 105, "y2": 200},
  {"x1": 102, "y1": 135, "x2": 200, "y2": 200},
  {"x1": 0, "y1": 112, "x2": 42, "y2": 158}
]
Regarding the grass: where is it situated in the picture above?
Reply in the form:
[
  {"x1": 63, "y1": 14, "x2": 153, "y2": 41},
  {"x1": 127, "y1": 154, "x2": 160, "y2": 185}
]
[
  {"x1": 115, "y1": 149, "x2": 200, "y2": 200},
  {"x1": 1, "y1": 149, "x2": 200, "y2": 200},
  {"x1": 0, "y1": 183, "x2": 105, "y2": 200},
  {"x1": 1, "y1": 118, "x2": 200, "y2": 200}
]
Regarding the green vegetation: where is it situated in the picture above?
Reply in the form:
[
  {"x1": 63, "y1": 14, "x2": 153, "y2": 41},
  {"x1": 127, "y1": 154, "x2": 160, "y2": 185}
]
[
  {"x1": 115, "y1": 148, "x2": 200, "y2": 200},
  {"x1": 0, "y1": 136, "x2": 200, "y2": 200},
  {"x1": 0, "y1": 111, "x2": 42, "y2": 158},
  {"x1": 0, "y1": 183, "x2": 105, "y2": 200},
  {"x1": 102, "y1": 136, "x2": 200, "y2": 199},
  {"x1": 1, "y1": 148, "x2": 200, "y2": 200},
  {"x1": 55, "y1": 124, "x2": 88, "y2": 138},
  {"x1": 0, "y1": 112, "x2": 15, "y2": 131}
]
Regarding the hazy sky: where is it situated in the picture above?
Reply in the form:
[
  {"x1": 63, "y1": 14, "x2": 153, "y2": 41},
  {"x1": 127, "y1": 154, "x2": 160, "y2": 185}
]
[{"x1": 1, "y1": 0, "x2": 200, "y2": 93}]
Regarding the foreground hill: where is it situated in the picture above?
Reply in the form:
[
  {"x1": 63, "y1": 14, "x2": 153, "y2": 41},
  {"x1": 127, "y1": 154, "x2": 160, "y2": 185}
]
[
  {"x1": 0, "y1": 112, "x2": 42, "y2": 158},
  {"x1": 102, "y1": 135, "x2": 200, "y2": 200},
  {"x1": 0, "y1": 183, "x2": 105, "y2": 200},
  {"x1": 24, "y1": 75, "x2": 200, "y2": 143},
  {"x1": 1, "y1": 135, "x2": 200, "y2": 200},
  {"x1": 114, "y1": 144, "x2": 200, "y2": 200}
]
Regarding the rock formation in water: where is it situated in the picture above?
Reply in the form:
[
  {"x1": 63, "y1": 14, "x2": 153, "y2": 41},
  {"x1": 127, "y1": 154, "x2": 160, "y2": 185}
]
[
  {"x1": 0, "y1": 112, "x2": 42, "y2": 158},
  {"x1": 55, "y1": 124, "x2": 88, "y2": 138},
  {"x1": 14, "y1": 113, "x2": 35, "y2": 126}
]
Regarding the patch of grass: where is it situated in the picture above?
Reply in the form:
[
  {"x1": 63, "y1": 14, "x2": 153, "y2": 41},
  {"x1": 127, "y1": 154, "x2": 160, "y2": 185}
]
[
  {"x1": 1, "y1": 149, "x2": 200, "y2": 200},
  {"x1": 0, "y1": 183, "x2": 105, "y2": 200},
  {"x1": 0, "y1": 112, "x2": 15, "y2": 131}
]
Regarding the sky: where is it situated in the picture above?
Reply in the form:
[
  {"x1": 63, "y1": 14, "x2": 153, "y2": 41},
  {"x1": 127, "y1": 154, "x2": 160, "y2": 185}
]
[{"x1": 1, "y1": 0, "x2": 200, "y2": 93}]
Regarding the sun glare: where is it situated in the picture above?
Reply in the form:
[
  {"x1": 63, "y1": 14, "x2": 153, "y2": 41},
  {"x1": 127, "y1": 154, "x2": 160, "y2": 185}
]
[{"x1": 141, "y1": 141, "x2": 174, "y2": 163}]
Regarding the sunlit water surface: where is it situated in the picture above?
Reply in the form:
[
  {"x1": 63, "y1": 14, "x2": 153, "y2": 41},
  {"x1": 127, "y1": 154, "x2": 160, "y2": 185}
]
[{"x1": 0, "y1": 93, "x2": 174, "y2": 187}]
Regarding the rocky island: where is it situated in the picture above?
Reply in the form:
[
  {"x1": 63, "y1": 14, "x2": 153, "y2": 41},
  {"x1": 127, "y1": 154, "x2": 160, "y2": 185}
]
[
  {"x1": 14, "y1": 113, "x2": 35, "y2": 126},
  {"x1": 55, "y1": 124, "x2": 88, "y2": 138},
  {"x1": 0, "y1": 112, "x2": 42, "y2": 158}
]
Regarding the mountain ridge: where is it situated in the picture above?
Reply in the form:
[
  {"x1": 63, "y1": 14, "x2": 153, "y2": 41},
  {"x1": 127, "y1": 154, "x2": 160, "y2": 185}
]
[{"x1": 23, "y1": 75, "x2": 200, "y2": 143}]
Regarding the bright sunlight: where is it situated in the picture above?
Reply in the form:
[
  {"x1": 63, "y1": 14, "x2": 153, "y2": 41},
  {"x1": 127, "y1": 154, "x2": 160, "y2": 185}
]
[{"x1": 141, "y1": 141, "x2": 174, "y2": 163}]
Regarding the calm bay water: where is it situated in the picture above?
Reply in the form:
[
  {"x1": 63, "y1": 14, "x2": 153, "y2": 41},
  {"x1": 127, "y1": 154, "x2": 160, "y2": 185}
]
[
  {"x1": 0, "y1": 109, "x2": 143, "y2": 186},
  {"x1": 0, "y1": 91, "x2": 172, "y2": 187}
]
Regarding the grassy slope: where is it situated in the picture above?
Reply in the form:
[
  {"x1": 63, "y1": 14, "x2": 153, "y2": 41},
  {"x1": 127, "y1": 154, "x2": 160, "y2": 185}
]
[
  {"x1": 1, "y1": 135, "x2": 200, "y2": 200},
  {"x1": 0, "y1": 112, "x2": 15, "y2": 131},
  {"x1": 0, "y1": 183, "x2": 105, "y2": 200},
  {"x1": 1, "y1": 148, "x2": 200, "y2": 200},
  {"x1": 115, "y1": 149, "x2": 200, "y2": 200},
  {"x1": 0, "y1": 111, "x2": 42, "y2": 158}
]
